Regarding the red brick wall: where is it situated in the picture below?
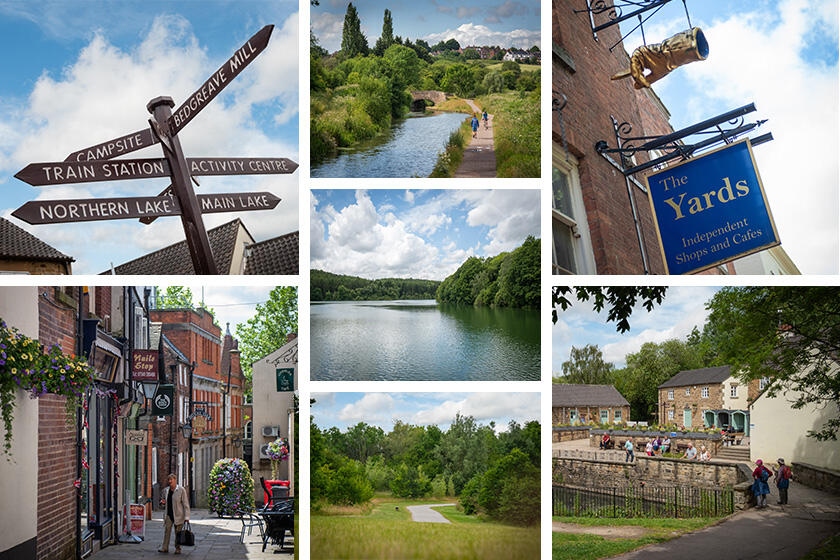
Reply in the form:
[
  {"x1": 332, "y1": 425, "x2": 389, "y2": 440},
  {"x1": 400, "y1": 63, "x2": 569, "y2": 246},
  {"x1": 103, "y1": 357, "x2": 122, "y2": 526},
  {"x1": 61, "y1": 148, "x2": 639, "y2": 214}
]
[
  {"x1": 553, "y1": 0, "x2": 669, "y2": 273},
  {"x1": 37, "y1": 287, "x2": 79, "y2": 560}
]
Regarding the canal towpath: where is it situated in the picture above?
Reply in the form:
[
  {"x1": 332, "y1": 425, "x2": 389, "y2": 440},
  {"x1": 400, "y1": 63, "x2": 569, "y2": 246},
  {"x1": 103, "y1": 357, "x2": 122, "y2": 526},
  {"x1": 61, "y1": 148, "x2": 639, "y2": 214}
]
[{"x1": 455, "y1": 99, "x2": 496, "y2": 178}]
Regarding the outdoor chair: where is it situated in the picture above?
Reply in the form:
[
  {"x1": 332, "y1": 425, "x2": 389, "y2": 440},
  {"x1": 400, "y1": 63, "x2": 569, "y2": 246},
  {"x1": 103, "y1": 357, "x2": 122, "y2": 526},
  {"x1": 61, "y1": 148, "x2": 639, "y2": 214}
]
[
  {"x1": 260, "y1": 476, "x2": 272, "y2": 508},
  {"x1": 237, "y1": 509, "x2": 264, "y2": 544}
]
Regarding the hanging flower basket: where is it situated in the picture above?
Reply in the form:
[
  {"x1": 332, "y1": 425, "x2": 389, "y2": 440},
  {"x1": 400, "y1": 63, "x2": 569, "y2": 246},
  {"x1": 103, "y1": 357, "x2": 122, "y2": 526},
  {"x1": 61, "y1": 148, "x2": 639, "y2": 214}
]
[
  {"x1": 0, "y1": 318, "x2": 95, "y2": 456},
  {"x1": 266, "y1": 437, "x2": 289, "y2": 480},
  {"x1": 208, "y1": 457, "x2": 254, "y2": 516}
]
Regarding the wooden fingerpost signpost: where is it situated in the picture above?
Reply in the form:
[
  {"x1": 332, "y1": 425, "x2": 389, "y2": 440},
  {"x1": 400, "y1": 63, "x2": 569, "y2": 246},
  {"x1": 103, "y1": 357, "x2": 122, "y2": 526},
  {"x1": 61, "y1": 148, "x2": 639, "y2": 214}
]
[{"x1": 12, "y1": 24, "x2": 297, "y2": 274}]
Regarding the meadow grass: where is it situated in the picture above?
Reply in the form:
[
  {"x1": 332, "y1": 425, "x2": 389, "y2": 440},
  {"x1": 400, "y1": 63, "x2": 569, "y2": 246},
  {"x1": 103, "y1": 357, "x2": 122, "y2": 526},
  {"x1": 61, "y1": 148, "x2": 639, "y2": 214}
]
[
  {"x1": 476, "y1": 91, "x2": 539, "y2": 177},
  {"x1": 433, "y1": 97, "x2": 474, "y2": 113},
  {"x1": 311, "y1": 515, "x2": 540, "y2": 559}
]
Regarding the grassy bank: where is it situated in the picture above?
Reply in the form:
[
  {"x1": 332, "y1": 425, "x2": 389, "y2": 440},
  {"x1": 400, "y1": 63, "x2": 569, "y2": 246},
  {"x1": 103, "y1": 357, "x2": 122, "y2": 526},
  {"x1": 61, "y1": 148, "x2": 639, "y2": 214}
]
[
  {"x1": 429, "y1": 116, "x2": 472, "y2": 177},
  {"x1": 476, "y1": 91, "x2": 540, "y2": 177},
  {"x1": 311, "y1": 497, "x2": 540, "y2": 559},
  {"x1": 552, "y1": 516, "x2": 719, "y2": 560},
  {"x1": 433, "y1": 97, "x2": 473, "y2": 113}
]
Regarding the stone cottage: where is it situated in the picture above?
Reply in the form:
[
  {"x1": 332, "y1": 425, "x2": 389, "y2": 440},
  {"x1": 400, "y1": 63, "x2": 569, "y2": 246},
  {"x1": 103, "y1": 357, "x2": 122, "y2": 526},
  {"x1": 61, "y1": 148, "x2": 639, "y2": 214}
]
[{"x1": 552, "y1": 384, "x2": 630, "y2": 425}]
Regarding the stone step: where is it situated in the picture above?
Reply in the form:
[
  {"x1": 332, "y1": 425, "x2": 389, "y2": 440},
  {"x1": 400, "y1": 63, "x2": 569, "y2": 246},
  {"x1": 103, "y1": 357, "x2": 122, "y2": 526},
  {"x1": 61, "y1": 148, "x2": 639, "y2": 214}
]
[{"x1": 716, "y1": 447, "x2": 751, "y2": 460}]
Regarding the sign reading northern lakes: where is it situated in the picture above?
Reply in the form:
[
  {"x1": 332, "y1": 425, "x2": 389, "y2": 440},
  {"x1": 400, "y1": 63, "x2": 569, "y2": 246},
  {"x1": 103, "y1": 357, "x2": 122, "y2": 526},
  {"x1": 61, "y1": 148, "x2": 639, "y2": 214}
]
[
  {"x1": 13, "y1": 192, "x2": 281, "y2": 224},
  {"x1": 644, "y1": 138, "x2": 780, "y2": 274},
  {"x1": 168, "y1": 25, "x2": 273, "y2": 136},
  {"x1": 64, "y1": 127, "x2": 158, "y2": 162},
  {"x1": 276, "y1": 368, "x2": 294, "y2": 392},
  {"x1": 15, "y1": 158, "x2": 169, "y2": 186},
  {"x1": 131, "y1": 349, "x2": 158, "y2": 381}
]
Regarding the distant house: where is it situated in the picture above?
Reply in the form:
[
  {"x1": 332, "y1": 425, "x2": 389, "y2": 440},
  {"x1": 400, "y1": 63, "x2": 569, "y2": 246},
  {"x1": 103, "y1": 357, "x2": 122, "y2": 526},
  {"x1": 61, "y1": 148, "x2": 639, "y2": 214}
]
[
  {"x1": 658, "y1": 366, "x2": 761, "y2": 434},
  {"x1": 503, "y1": 49, "x2": 531, "y2": 62},
  {"x1": 0, "y1": 217, "x2": 74, "y2": 274},
  {"x1": 552, "y1": 384, "x2": 630, "y2": 425},
  {"x1": 102, "y1": 218, "x2": 298, "y2": 275}
]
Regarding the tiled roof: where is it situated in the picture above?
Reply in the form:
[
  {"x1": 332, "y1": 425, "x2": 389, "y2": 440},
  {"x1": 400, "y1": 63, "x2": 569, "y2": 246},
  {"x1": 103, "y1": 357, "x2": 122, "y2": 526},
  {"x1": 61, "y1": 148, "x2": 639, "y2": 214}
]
[
  {"x1": 102, "y1": 219, "x2": 247, "y2": 275},
  {"x1": 244, "y1": 230, "x2": 298, "y2": 275},
  {"x1": 0, "y1": 217, "x2": 74, "y2": 262},
  {"x1": 658, "y1": 366, "x2": 732, "y2": 389},
  {"x1": 552, "y1": 384, "x2": 630, "y2": 407}
]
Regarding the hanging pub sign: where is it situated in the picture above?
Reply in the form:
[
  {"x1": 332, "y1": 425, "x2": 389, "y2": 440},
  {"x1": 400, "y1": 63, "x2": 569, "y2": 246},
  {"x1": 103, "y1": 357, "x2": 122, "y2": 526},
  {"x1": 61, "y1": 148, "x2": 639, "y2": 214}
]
[
  {"x1": 644, "y1": 138, "x2": 780, "y2": 274},
  {"x1": 276, "y1": 368, "x2": 294, "y2": 392},
  {"x1": 131, "y1": 349, "x2": 158, "y2": 382},
  {"x1": 151, "y1": 384, "x2": 174, "y2": 416}
]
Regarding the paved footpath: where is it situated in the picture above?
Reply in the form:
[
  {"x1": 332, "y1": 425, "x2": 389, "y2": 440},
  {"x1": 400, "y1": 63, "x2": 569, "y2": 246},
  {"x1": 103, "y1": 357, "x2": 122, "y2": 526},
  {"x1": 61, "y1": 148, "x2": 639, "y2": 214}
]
[
  {"x1": 609, "y1": 482, "x2": 840, "y2": 560},
  {"x1": 93, "y1": 509, "x2": 293, "y2": 559},
  {"x1": 454, "y1": 99, "x2": 496, "y2": 178},
  {"x1": 407, "y1": 503, "x2": 456, "y2": 523}
]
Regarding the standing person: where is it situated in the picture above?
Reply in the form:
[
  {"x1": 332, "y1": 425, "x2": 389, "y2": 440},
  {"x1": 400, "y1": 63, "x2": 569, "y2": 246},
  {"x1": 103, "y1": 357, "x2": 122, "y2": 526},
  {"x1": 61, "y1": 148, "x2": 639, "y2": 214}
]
[
  {"x1": 159, "y1": 474, "x2": 191, "y2": 554},
  {"x1": 471, "y1": 113, "x2": 479, "y2": 138},
  {"x1": 775, "y1": 458, "x2": 792, "y2": 505},
  {"x1": 645, "y1": 439, "x2": 653, "y2": 456},
  {"x1": 753, "y1": 459, "x2": 772, "y2": 508},
  {"x1": 624, "y1": 438, "x2": 635, "y2": 462},
  {"x1": 652, "y1": 437, "x2": 660, "y2": 455},
  {"x1": 482, "y1": 109, "x2": 489, "y2": 129}
]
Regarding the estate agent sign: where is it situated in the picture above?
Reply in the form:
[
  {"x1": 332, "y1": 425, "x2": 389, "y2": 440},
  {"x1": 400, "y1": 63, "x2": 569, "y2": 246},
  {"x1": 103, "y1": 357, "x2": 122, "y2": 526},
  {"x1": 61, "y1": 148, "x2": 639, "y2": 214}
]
[
  {"x1": 644, "y1": 138, "x2": 779, "y2": 274},
  {"x1": 11, "y1": 25, "x2": 297, "y2": 274}
]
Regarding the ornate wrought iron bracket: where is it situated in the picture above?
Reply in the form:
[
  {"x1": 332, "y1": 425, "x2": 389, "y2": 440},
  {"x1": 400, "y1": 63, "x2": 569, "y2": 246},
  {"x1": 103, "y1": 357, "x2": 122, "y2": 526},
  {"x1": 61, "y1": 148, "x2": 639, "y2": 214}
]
[
  {"x1": 575, "y1": 0, "x2": 694, "y2": 52},
  {"x1": 595, "y1": 102, "x2": 774, "y2": 176}
]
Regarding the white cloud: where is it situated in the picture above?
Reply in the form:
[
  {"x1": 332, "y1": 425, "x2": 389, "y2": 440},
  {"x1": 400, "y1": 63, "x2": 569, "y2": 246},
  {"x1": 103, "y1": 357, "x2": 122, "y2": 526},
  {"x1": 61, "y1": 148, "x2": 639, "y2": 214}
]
[
  {"x1": 411, "y1": 392, "x2": 539, "y2": 425},
  {"x1": 338, "y1": 393, "x2": 396, "y2": 423},
  {"x1": 311, "y1": 11, "x2": 345, "y2": 52},
  {"x1": 1, "y1": 13, "x2": 299, "y2": 273},
  {"x1": 423, "y1": 23, "x2": 540, "y2": 49}
]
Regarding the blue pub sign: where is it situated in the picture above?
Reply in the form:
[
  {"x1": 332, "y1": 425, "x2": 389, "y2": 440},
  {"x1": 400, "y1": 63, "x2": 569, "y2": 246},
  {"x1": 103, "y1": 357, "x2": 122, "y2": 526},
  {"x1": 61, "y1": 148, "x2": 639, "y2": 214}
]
[{"x1": 644, "y1": 138, "x2": 780, "y2": 274}]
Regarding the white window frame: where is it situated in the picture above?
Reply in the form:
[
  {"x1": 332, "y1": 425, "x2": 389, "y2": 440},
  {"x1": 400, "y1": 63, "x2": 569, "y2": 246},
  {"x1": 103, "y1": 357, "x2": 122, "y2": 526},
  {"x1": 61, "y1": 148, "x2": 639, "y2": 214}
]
[
  {"x1": 685, "y1": 387, "x2": 691, "y2": 396},
  {"x1": 151, "y1": 447, "x2": 157, "y2": 485},
  {"x1": 177, "y1": 453, "x2": 183, "y2": 487},
  {"x1": 759, "y1": 377, "x2": 769, "y2": 390},
  {"x1": 702, "y1": 386, "x2": 709, "y2": 398},
  {"x1": 667, "y1": 390, "x2": 674, "y2": 400},
  {"x1": 730, "y1": 385, "x2": 738, "y2": 398},
  {"x1": 614, "y1": 409, "x2": 622, "y2": 422},
  {"x1": 245, "y1": 420, "x2": 252, "y2": 439},
  {"x1": 600, "y1": 410, "x2": 609, "y2": 423},
  {"x1": 668, "y1": 409, "x2": 674, "y2": 421},
  {"x1": 552, "y1": 149, "x2": 596, "y2": 275}
]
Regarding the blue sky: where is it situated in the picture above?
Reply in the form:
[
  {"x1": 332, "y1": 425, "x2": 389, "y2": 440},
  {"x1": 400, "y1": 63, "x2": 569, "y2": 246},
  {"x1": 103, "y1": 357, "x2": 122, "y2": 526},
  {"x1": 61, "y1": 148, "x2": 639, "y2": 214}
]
[
  {"x1": 617, "y1": 0, "x2": 838, "y2": 274},
  {"x1": 310, "y1": 392, "x2": 540, "y2": 432},
  {"x1": 311, "y1": 0, "x2": 540, "y2": 52},
  {"x1": 311, "y1": 189, "x2": 541, "y2": 280},
  {"x1": 552, "y1": 286, "x2": 722, "y2": 374},
  {"x1": 0, "y1": 1, "x2": 299, "y2": 274}
]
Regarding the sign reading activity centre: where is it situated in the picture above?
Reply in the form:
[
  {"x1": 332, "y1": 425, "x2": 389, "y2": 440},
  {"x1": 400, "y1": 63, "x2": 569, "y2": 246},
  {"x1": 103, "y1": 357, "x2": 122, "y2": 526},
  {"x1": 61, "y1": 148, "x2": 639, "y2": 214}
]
[
  {"x1": 644, "y1": 138, "x2": 779, "y2": 274},
  {"x1": 11, "y1": 25, "x2": 298, "y2": 275}
]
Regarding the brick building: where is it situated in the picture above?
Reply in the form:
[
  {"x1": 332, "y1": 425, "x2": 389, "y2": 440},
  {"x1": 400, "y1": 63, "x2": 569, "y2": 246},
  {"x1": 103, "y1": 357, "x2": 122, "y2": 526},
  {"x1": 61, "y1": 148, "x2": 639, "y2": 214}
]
[
  {"x1": 658, "y1": 366, "x2": 762, "y2": 434},
  {"x1": 0, "y1": 217, "x2": 74, "y2": 274},
  {"x1": 151, "y1": 306, "x2": 246, "y2": 509},
  {"x1": 552, "y1": 384, "x2": 631, "y2": 425},
  {"x1": 551, "y1": 1, "x2": 797, "y2": 275}
]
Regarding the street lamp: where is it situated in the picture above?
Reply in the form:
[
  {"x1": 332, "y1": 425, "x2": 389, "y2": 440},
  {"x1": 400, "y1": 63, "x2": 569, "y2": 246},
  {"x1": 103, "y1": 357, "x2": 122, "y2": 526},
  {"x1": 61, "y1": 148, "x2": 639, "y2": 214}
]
[
  {"x1": 180, "y1": 423, "x2": 193, "y2": 439},
  {"x1": 140, "y1": 381, "x2": 159, "y2": 401}
]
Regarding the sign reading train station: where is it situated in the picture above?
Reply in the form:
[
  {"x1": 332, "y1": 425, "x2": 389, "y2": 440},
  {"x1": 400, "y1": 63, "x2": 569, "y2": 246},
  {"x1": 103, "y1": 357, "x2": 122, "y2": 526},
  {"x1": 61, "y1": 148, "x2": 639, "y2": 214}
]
[
  {"x1": 644, "y1": 138, "x2": 780, "y2": 275},
  {"x1": 11, "y1": 24, "x2": 296, "y2": 275}
]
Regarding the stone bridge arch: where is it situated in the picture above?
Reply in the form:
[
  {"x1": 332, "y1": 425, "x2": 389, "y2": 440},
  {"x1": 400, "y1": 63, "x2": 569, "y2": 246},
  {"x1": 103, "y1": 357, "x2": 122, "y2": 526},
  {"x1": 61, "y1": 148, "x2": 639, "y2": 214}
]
[{"x1": 410, "y1": 90, "x2": 447, "y2": 111}]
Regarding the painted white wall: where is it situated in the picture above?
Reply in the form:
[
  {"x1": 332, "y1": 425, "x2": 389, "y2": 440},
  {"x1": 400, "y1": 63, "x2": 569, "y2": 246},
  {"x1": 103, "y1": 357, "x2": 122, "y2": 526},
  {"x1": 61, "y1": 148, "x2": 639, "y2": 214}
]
[
  {"x1": 750, "y1": 386, "x2": 840, "y2": 471},
  {"x1": 251, "y1": 338, "x2": 297, "y2": 495},
  {"x1": 0, "y1": 287, "x2": 40, "y2": 554},
  {"x1": 722, "y1": 376, "x2": 750, "y2": 410}
]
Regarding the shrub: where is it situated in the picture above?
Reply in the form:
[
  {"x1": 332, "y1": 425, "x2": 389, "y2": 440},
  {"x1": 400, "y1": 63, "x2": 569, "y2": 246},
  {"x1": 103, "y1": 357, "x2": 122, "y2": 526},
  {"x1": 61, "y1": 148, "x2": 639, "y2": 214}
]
[
  {"x1": 326, "y1": 459, "x2": 373, "y2": 505},
  {"x1": 207, "y1": 458, "x2": 254, "y2": 516},
  {"x1": 430, "y1": 474, "x2": 447, "y2": 497},
  {"x1": 390, "y1": 462, "x2": 431, "y2": 498},
  {"x1": 460, "y1": 475, "x2": 482, "y2": 515}
]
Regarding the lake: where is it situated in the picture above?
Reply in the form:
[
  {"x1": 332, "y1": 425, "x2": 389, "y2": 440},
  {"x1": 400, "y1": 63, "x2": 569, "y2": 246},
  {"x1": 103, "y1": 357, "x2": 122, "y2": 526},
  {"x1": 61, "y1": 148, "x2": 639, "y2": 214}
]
[
  {"x1": 310, "y1": 111, "x2": 467, "y2": 178},
  {"x1": 310, "y1": 300, "x2": 540, "y2": 381}
]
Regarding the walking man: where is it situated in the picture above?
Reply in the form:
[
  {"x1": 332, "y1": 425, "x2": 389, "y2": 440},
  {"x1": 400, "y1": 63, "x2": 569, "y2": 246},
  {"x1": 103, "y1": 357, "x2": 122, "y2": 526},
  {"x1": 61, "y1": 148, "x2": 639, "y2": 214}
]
[
  {"x1": 159, "y1": 474, "x2": 190, "y2": 554},
  {"x1": 624, "y1": 438, "x2": 635, "y2": 462},
  {"x1": 775, "y1": 458, "x2": 792, "y2": 505},
  {"x1": 471, "y1": 113, "x2": 479, "y2": 138}
]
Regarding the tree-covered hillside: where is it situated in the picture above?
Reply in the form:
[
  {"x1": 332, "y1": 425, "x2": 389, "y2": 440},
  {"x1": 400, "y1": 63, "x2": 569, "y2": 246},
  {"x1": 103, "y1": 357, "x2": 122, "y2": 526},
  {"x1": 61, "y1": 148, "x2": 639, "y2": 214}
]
[
  {"x1": 436, "y1": 236, "x2": 540, "y2": 309},
  {"x1": 310, "y1": 269, "x2": 439, "y2": 301}
]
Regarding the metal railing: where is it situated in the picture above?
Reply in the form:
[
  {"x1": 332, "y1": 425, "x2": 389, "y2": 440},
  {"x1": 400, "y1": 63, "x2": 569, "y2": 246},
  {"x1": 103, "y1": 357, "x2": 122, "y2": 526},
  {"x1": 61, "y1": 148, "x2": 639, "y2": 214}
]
[{"x1": 552, "y1": 484, "x2": 734, "y2": 518}]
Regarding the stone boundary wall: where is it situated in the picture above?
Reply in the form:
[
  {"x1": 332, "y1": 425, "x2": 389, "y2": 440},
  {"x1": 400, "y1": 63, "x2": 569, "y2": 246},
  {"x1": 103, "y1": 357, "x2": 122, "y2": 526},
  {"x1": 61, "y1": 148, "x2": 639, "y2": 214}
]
[
  {"x1": 555, "y1": 448, "x2": 626, "y2": 461},
  {"x1": 553, "y1": 455, "x2": 753, "y2": 509},
  {"x1": 590, "y1": 429, "x2": 722, "y2": 456},
  {"x1": 792, "y1": 462, "x2": 840, "y2": 496},
  {"x1": 552, "y1": 426, "x2": 591, "y2": 443}
]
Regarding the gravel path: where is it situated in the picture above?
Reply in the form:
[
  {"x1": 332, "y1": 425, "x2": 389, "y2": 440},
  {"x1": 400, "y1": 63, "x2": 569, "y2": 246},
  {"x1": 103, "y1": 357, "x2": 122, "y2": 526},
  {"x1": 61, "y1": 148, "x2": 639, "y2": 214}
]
[
  {"x1": 406, "y1": 503, "x2": 457, "y2": 524},
  {"x1": 454, "y1": 99, "x2": 496, "y2": 178}
]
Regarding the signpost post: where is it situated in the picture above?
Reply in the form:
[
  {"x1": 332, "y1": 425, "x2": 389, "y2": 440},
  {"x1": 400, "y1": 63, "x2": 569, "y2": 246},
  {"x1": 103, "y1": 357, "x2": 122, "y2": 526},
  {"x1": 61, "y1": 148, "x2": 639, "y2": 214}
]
[
  {"x1": 644, "y1": 138, "x2": 780, "y2": 274},
  {"x1": 11, "y1": 24, "x2": 296, "y2": 274}
]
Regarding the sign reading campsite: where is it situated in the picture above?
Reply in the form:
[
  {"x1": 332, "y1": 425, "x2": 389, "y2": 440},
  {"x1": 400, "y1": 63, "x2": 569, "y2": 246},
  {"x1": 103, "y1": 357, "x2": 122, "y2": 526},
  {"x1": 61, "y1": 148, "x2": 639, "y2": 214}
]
[
  {"x1": 644, "y1": 139, "x2": 779, "y2": 274},
  {"x1": 11, "y1": 24, "x2": 297, "y2": 275}
]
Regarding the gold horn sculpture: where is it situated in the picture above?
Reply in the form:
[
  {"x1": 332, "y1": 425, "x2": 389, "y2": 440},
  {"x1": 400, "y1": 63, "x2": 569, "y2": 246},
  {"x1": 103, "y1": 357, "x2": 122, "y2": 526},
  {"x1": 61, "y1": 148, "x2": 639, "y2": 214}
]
[{"x1": 612, "y1": 27, "x2": 709, "y2": 89}]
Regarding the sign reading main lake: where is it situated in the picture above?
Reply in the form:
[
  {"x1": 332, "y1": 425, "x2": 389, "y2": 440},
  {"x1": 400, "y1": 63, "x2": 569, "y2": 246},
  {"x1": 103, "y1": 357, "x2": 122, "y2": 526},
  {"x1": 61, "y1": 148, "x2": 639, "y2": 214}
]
[
  {"x1": 310, "y1": 300, "x2": 540, "y2": 381},
  {"x1": 644, "y1": 138, "x2": 780, "y2": 274}
]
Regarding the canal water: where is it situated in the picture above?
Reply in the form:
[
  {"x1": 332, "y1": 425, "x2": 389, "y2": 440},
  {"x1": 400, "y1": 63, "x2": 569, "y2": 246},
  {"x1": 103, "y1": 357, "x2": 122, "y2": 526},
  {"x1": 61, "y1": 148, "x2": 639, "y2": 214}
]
[
  {"x1": 310, "y1": 300, "x2": 540, "y2": 380},
  {"x1": 310, "y1": 111, "x2": 467, "y2": 178}
]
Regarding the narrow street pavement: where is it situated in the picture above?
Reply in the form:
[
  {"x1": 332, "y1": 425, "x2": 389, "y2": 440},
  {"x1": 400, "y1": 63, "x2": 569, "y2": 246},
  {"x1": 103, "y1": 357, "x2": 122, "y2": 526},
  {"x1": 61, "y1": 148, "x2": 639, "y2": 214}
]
[
  {"x1": 454, "y1": 99, "x2": 496, "y2": 178},
  {"x1": 92, "y1": 509, "x2": 293, "y2": 559}
]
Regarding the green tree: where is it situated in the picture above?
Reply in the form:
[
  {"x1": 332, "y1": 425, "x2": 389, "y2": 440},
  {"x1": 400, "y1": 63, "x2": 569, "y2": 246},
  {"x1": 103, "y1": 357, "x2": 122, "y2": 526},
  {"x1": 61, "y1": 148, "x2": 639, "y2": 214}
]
[
  {"x1": 552, "y1": 286, "x2": 668, "y2": 332},
  {"x1": 155, "y1": 286, "x2": 194, "y2": 308},
  {"x1": 340, "y1": 3, "x2": 368, "y2": 57},
  {"x1": 482, "y1": 70, "x2": 505, "y2": 93},
  {"x1": 705, "y1": 287, "x2": 840, "y2": 440},
  {"x1": 234, "y1": 287, "x2": 298, "y2": 395},
  {"x1": 558, "y1": 344, "x2": 615, "y2": 385},
  {"x1": 373, "y1": 9, "x2": 394, "y2": 56},
  {"x1": 463, "y1": 48, "x2": 480, "y2": 59},
  {"x1": 326, "y1": 458, "x2": 374, "y2": 505},
  {"x1": 390, "y1": 462, "x2": 431, "y2": 498},
  {"x1": 440, "y1": 64, "x2": 475, "y2": 97},
  {"x1": 384, "y1": 44, "x2": 422, "y2": 88}
]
